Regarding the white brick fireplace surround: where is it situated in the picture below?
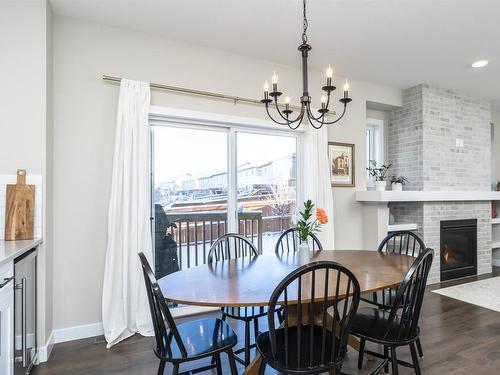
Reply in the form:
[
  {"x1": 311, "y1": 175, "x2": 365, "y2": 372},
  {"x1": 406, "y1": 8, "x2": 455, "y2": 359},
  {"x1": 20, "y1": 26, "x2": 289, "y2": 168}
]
[{"x1": 357, "y1": 85, "x2": 497, "y2": 284}]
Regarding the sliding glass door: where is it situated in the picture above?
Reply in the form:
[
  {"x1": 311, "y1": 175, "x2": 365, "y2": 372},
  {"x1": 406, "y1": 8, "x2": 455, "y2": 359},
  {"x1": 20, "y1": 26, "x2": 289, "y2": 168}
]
[
  {"x1": 152, "y1": 125, "x2": 228, "y2": 278},
  {"x1": 236, "y1": 132, "x2": 297, "y2": 253},
  {"x1": 151, "y1": 123, "x2": 300, "y2": 281}
]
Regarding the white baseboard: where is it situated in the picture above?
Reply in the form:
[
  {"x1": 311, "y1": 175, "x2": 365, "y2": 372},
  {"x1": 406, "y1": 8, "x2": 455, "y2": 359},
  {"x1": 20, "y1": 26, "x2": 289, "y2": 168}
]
[
  {"x1": 37, "y1": 308, "x2": 213, "y2": 364},
  {"x1": 37, "y1": 330, "x2": 54, "y2": 364},
  {"x1": 37, "y1": 322, "x2": 103, "y2": 363},
  {"x1": 53, "y1": 322, "x2": 104, "y2": 344}
]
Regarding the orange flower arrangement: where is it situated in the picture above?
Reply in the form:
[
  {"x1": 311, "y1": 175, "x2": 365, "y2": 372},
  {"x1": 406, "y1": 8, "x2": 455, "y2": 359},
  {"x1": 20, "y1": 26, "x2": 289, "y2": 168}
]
[
  {"x1": 316, "y1": 208, "x2": 328, "y2": 224},
  {"x1": 294, "y1": 200, "x2": 328, "y2": 242}
]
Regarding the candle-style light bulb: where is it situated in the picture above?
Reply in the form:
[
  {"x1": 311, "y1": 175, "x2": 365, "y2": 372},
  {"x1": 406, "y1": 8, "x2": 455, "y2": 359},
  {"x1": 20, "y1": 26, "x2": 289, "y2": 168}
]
[
  {"x1": 326, "y1": 65, "x2": 333, "y2": 79},
  {"x1": 321, "y1": 94, "x2": 327, "y2": 109},
  {"x1": 264, "y1": 81, "x2": 269, "y2": 92},
  {"x1": 343, "y1": 80, "x2": 350, "y2": 92},
  {"x1": 272, "y1": 72, "x2": 278, "y2": 84},
  {"x1": 285, "y1": 96, "x2": 291, "y2": 105},
  {"x1": 343, "y1": 80, "x2": 350, "y2": 99}
]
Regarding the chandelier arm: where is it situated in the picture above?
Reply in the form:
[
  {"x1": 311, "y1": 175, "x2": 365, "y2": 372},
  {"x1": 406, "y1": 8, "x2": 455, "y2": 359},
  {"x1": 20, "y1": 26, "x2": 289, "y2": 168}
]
[
  {"x1": 305, "y1": 101, "x2": 328, "y2": 122},
  {"x1": 265, "y1": 104, "x2": 292, "y2": 126},
  {"x1": 273, "y1": 97, "x2": 305, "y2": 125},
  {"x1": 306, "y1": 107, "x2": 326, "y2": 129},
  {"x1": 319, "y1": 103, "x2": 348, "y2": 125}
]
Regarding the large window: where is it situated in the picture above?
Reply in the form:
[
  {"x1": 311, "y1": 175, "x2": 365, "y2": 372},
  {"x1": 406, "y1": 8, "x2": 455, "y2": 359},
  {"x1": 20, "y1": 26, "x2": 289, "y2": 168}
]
[{"x1": 151, "y1": 122, "x2": 299, "y2": 280}]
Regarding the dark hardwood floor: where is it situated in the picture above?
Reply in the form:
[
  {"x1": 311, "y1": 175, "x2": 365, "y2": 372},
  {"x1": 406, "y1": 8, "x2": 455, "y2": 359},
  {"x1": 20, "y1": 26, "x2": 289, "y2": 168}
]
[{"x1": 33, "y1": 268, "x2": 500, "y2": 374}]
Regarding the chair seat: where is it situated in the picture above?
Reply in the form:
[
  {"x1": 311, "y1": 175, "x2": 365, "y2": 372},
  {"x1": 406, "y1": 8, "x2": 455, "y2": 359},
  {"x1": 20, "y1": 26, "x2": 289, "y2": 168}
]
[
  {"x1": 256, "y1": 325, "x2": 341, "y2": 373},
  {"x1": 166, "y1": 318, "x2": 238, "y2": 360},
  {"x1": 351, "y1": 307, "x2": 415, "y2": 344},
  {"x1": 222, "y1": 305, "x2": 269, "y2": 320}
]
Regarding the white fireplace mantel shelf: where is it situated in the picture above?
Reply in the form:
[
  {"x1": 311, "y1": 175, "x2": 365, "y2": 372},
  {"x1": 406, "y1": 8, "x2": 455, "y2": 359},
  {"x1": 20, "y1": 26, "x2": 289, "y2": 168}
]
[{"x1": 356, "y1": 190, "x2": 500, "y2": 203}]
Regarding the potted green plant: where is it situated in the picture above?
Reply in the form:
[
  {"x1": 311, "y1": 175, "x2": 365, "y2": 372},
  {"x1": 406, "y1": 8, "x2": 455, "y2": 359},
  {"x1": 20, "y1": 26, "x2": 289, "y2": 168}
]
[
  {"x1": 366, "y1": 160, "x2": 392, "y2": 191},
  {"x1": 391, "y1": 176, "x2": 409, "y2": 191}
]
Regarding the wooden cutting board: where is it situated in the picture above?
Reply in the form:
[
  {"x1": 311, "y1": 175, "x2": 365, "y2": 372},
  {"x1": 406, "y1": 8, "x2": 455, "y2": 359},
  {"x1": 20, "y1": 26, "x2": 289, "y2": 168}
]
[{"x1": 4, "y1": 170, "x2": 35, "y2": 241}]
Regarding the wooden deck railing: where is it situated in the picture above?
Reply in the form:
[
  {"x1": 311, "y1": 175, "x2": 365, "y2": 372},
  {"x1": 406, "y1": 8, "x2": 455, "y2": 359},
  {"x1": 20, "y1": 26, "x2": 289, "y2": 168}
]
[{"x1": 164, "y1": 211, "x2": 263, "y2": 269}]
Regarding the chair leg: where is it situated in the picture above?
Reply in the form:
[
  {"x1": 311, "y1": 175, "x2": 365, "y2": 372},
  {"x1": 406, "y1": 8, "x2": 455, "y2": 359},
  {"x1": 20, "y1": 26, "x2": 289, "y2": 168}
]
[
  {"x1": 410, "y1": 343, "x2": 422, "y2": 375},
  {"x1": 245, "y1": 320, "x2": 251, "y2": 366},
  {"x1": 171, "y1": 363, "x2": 179, "y2": 375},
  {"x1": 227, "y1": 349, "x2": 238, "y2": 375},
  {"x1": 214, "y1": 353, "x2": 223, "y2": 375},
  {"x1": 384, "y1": 346, "x2": 389, "y2": 374},
  {"x1": 416, "y1": 338, "x2": 424, "y2": 358},
  {"x1": 358, "y1": 338, "x2": 366, "y2": 369},
  {"x1": 157, "y1": 360, "x2": 166, "y2": 375},
  {"x1": 390, "y1": 347, "x2": 399, "y2": 375}
]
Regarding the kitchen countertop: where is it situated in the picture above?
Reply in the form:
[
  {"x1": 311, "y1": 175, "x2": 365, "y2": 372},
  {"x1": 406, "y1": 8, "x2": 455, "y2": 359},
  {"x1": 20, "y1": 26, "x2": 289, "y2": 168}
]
[{"x1": 0, "y1": 238, "x2": 42, "y2": 266}]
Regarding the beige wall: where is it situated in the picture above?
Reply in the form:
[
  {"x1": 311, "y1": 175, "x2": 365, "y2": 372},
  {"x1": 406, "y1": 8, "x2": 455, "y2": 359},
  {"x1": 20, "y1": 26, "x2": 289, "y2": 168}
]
[
  {"x1": 0, "y1": 0, "x2": 53, "y2": 347},
  {"x1": 52, "y1": 15, "x2": 402, "y2": 329},
  {"x1": 0, "y1": 0, "x2": 46, "y2": 174}
]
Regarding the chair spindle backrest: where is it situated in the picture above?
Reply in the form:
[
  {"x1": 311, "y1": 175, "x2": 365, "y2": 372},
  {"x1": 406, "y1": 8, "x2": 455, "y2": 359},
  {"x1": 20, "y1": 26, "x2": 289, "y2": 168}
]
[
  {"x1": 207, "y1": 233, "x2": 258, "y2": 263},
  {"x1": 378, "y1": 230, "x2": 425, "y2": 257},
  {"x1": 275, "y1": 228, "x2": 323, "y2": 253},
  {"x1": 138, "y1": 252, "x2": 187, "y2": 359},
  {"x1": 385, "y1": 248, "x2": 434, "y2": 341},
  {"x1": 267, "y1": 261, "x2": 360, "y2": 371}
]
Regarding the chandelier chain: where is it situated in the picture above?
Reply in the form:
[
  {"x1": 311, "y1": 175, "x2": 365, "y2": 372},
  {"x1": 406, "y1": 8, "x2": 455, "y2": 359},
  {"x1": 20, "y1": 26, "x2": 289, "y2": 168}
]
[{"x1": 302, "y1": 0, "x2": 308, "y2": 44}]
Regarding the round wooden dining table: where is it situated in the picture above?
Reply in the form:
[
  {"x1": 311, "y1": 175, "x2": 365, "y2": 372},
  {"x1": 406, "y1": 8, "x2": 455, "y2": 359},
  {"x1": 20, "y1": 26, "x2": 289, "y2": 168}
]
[{"x1": 158, "y1": 250, "x2": 413, "y2": 374}]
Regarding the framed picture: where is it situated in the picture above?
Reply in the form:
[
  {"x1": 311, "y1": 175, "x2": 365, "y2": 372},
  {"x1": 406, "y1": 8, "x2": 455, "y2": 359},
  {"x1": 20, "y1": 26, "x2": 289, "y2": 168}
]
[{"x1": 328, "y1": 142, "x2": 355, "y2": 187}]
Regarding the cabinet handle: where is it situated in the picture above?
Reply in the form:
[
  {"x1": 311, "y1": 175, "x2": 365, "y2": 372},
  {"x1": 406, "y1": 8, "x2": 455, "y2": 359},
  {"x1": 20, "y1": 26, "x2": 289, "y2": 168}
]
[
  {"x1": 0, "y1": 277, "x2": 13, "y2": 288},
  {"x1": 16, "y1": 278, "x2": 27, "y2": 367}
]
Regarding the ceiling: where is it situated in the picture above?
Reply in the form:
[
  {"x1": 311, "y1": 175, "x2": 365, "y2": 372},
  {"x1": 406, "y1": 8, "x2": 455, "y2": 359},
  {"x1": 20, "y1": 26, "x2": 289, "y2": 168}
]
[{"x1": 50, "y1": 0, "x2": 500, "y2": 109}]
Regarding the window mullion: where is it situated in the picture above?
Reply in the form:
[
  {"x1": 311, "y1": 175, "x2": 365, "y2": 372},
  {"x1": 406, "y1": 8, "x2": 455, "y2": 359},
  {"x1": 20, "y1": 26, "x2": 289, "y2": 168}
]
[{"x1": 227, "y1": 129, "x2": 238, "y2": 233}]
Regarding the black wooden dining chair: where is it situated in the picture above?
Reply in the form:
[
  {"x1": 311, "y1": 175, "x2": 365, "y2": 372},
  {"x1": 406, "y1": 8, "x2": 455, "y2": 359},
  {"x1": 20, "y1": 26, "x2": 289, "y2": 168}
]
[
  {"x1": 361, "y1": 230, "x2": 426, "y2": 357},
  {"x1": 274, "y1": 228, "x2": 323, "y2": 253},
  {"x1": 353, "y1": 248, "x2": 434, "y2": 375},
  {"x1": 207, "y1": 233, "x2": 267, "y2": 367},
  {"x1": 256, "y1": 261, "x2": 361, "y2": 375},
  {"x1": 138, "y1": 252, "x2": 239, "y2": 375}
]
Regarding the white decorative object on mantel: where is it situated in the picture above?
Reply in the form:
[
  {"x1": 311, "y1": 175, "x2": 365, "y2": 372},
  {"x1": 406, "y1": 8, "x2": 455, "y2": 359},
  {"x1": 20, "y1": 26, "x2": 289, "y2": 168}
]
[
  {"x1": 391, "y1": 182, "x2": 403, "y2": 191},
  {"x1": 375, "y1": 181, "x2": 386, "y2": 191}
]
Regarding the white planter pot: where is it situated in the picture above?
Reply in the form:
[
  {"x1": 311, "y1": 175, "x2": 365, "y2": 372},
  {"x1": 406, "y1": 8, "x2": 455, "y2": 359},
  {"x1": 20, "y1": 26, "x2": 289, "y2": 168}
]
[
  {"x1": 391, "y1": 182, "x2": 403, "y2": 191},
  {"x1": 375, "y1": 181, "x2": 387, "y2": 191}
]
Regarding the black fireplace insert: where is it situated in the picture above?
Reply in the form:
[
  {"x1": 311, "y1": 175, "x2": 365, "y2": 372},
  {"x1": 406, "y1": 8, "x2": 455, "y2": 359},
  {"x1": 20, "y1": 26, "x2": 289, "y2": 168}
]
[{"x1": 440, "y1": 219, "x2": 477, "y2": 281}]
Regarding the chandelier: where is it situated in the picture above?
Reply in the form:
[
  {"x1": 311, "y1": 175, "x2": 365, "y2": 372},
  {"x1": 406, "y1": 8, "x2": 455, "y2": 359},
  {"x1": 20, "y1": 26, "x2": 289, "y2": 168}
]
[{"x1": 261, "y1": 0, "x2": 352, "y2": 129}]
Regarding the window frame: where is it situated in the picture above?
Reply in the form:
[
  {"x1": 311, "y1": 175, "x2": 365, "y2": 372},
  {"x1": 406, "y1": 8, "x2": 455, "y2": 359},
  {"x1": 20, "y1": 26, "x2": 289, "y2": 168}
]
[
  {"x1": 149, "y1": 105, "x2": 303, "y2": 237},
  {"x1": 366, "y1": 118, "x2": 385, "y2": 184}
]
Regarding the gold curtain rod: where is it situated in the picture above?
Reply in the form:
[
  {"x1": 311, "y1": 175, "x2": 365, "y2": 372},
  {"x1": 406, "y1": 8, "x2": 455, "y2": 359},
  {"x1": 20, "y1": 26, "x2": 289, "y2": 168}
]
[{"x1": 102, "y1": 75, "x2": 301, "y2": 110}]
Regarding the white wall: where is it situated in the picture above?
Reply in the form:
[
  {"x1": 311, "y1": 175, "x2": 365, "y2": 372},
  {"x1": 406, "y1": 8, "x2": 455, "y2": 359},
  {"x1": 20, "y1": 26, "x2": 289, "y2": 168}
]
[
  {"x1": 0, "y1": 0, "x2": 53, "y2": 349},
  {"x1": 52, "y1": 16, "x2": 401, "y2": 330}
]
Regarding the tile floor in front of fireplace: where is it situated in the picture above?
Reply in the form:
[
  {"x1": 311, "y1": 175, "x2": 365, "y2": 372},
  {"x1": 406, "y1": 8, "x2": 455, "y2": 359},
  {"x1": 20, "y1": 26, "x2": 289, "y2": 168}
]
[{"x1": 33, "y1": 268, "x2": 500, "y2": 375}]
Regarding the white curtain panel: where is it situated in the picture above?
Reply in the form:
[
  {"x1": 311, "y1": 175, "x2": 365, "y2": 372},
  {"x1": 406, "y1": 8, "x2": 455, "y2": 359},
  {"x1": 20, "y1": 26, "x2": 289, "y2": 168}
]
[
  {"x1": 303, "y1": 125, "x2": 335, "y2": 249},
  {"x1": 102, "y1": 79, "x2": 153, "y2": 348}
]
